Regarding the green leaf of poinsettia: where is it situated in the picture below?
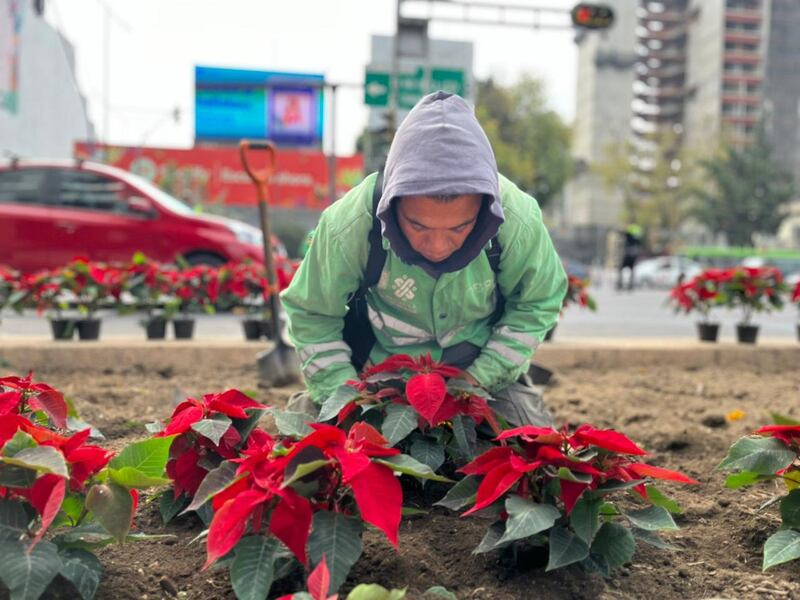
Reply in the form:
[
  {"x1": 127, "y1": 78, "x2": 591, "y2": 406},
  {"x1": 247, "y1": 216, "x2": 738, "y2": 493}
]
[
  {"x1": 546, "y1": 526, "x2": 590, "y2": 571},
  {"x1": 269, "y1": 409, "x2": 314, "y2": 438},
  {"x1": 182, "y1": 461, "x2": 239, "y2": 514},
  {"x1": 2, "y1": 431, "x2": 37, "y2": 457},
  {"x1": 717, "y1": 436, "x2": 795, "y2": 476},
  {"x1": 191, "y1": 414, "x2": 232, "y2": 446},
  {"x1": 159, "y1": 490, "x2": 189, "y2": 525},
  {"x1": 571, "y1": 493, "x2": 604, "y2": 545},
  {"x1": 346, "y1": 584, "x2": 407, "y2": 599},
  {"x1": 230, "y1": 536, "x2": 281, "y2": 600},
  {"x1": 631, "y1": 527, "x2": 676, "y2": 550},
  {"x1": 591, "y1": 522, "x2": 636, "y2": 568},
  {"x1": 381, "y1": 404, "x2": 418, "y2": 446},
  {"x1": 435, "y1": 475, "x2": 479, "y2": 511},
  {"x1": 376, "y1": 455, "x2": 452, "y2": 482},
  {"x1": 763, "y1": 529, "x2": 800, "y2": 570},
  {"x1": 724, "y1": 471, "x2": 771, "y2": 489},
  {"x1": 0, "y1": 499, "x2": 30, "y2": 542},
  {"x1": 108, "y1": 467, "x2": 171, "y2": 489},
  {"x1": 780, "y1": 489, "x2": 800, "y2": 529},
  {"x1": 644, "y1": 486, "x2": 682, "y2": 514},
  {"x1": 108, "y1": 436, "x2": 176, "y2": 479},
  {"x1": 0, "y1": 466, "x2": 36, "y2": 488},
  {"x1": 771, "y1": 413, "x2": 800, "y2": 426},
  {"x1": 318, "y1": 385, "x2": 361, "y2": 422},
  {"x1": 0, "y1": 540, "x2": 62, "y2": 600},
  {"x1": 409, "y1": 436, "x2": 445, "y2": 474},
  {"x1": 58, "y1": 548, "x2": 102, "y2": 600},
  {"x1": 497, "y1": 496, "x2": 560, "y2": 545},
  {"x1": 1, "y1": 446, "x2": 68, "y2": 478},
  {"x1": 473, "y1": 521, "x2": 508, "y2": 554},
  {"x1": 84, "y1": 483, "x2": 133, "y2": 543},
  {"x1": 622, "y1": 506, "x2": 678, "y2": 531},
  {"x1": 308, "y1": 511, "x2": 363, "y2": 592}
]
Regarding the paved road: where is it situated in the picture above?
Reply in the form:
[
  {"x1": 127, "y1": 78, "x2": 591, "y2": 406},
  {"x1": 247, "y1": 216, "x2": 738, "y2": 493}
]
[{"x1": 1, "y1": 284, "x2": 797, "y2": 342}]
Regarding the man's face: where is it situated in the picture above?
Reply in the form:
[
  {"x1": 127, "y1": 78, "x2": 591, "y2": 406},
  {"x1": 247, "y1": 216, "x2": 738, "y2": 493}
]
[{"x1": 397, "y1": 194, "x2": 482, "y2": 263}]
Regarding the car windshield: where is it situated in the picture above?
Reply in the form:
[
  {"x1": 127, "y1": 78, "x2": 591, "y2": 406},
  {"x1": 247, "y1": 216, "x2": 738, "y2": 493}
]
[{"x1": 124, "y1": 172, "x2": 194, "y2": 216}]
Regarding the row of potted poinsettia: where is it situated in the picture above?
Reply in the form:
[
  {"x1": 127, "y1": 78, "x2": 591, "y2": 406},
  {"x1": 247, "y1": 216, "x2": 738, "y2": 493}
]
[
  {"x1": 5, "y1": 356, "x2": 800, "y2": 599},
  {"x1": 669, "y1": 266, "x2": 800, "y2": 344},
  {"x1": 0, "y1": 254, "x2": 298, "y2": 341}
]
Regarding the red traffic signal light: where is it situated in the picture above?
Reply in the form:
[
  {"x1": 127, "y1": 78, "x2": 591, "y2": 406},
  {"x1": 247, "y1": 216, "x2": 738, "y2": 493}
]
[{"x1": 571, "y1": 3, "x2": 615, "y2": 30}]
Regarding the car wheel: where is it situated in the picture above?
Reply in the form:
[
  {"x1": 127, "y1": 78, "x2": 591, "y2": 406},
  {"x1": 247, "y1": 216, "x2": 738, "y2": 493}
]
[{"x1": 183, "y1": 252, "x2": 226, "y2": 267}]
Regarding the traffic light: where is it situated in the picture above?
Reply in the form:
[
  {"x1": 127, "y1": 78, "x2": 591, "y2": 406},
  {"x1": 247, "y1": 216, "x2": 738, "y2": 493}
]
[{"x1": 571, "y1": 3, "x2": 615, "y2": 30}]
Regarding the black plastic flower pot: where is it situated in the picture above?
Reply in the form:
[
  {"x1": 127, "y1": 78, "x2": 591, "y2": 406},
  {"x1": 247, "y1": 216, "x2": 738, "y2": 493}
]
[
  {"x1": 696, "y1": 322, "x2": 720, "y2": 343},
  {"x1": 543, "y1": 325, "x2": 556, "y2": 342},
  {"x1": 144, "y1": 317, "x2": 167, "y2": 340},
  {"x1": 260, "y1": 319, "x2": 275, "y2": 340},
  {"x1": 50, "y1": 319, "x2": 75, "y2": 341},
  {"x1": 76, "y1": 318, "x2": 102, "y2": 341},
  {"x1": 173, "y1": 318, "x2": 195, "y2": 340},
  {"x1": 736, "y1": 323, "x2": 759, "y2": 345},
  {"x1": 242, "y1": 319, "x2": 262, "y2": 341}
]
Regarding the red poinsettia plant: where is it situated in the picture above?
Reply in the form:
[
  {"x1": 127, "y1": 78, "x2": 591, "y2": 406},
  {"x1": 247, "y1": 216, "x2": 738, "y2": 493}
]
[
  {"x1": 668, "y1": 268, "x2": 727, "y2": 323},
  {"x1": 0, "y1": 265, "x2": 18, "y2": 313},
  {"x1": 217, "y1": 260, "x2": 269, "y2": 313},
  {"x1": 60, "y1": 257, "x2": 126, "y2": 318},
  {"x1": 792, "y1": 280, "x2": 800, "y2": 315},
  {"x1": 7, "y1": 268, "x2": 67, "y2": 318},
  {"x1": 718, "y1": 266, "x2": 788, "y2": 325},
  {"x1": 153, "y1": 389, "x2": 268, "y2": 508},
  {"x1": 123, "y1": 252, "x2": 175, "y2": 317},
  {"x1": 440, "y1": 424, "x2": 697, "y2": 574},
  {"x1": 0, "y1": 373, "x2": 175, "y2": 600},
  {"x1": 562, "y1": 275, "x2": 596, "y2": 312},
  {"x1": 311, "y1": 354, "x2": 501, "y2": 475},
  {"x1": 162, "y1": 263, "x2": 220, "y2": 318},
  {"x1": 183, "y1": 416, "x2": 438, "y2": 598},
  {"x1": 718, "y1": 415, "x2": 800, "y2": 570}
]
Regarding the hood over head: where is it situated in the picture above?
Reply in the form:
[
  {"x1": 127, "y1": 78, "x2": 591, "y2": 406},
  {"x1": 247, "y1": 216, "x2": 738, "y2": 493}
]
[{"x1": 376, "y1": 91, "x2": 504, "y2": 276}]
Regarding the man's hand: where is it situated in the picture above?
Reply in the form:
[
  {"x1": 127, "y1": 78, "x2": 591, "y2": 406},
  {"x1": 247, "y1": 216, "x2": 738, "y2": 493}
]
[{"x1": 463, "y1": 372, "x2": 482, "y2": 388}]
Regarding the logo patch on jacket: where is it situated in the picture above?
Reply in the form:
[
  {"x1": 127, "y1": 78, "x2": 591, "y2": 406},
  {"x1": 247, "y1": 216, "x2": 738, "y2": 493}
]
[{"x1": 393, "y1": 275, "x2": 417, "y2": 300}]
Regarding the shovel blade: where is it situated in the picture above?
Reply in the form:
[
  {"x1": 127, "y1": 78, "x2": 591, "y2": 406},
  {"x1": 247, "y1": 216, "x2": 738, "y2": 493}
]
[{"x1": 256, "y1": 343, "x2": 302, "y2": 388}]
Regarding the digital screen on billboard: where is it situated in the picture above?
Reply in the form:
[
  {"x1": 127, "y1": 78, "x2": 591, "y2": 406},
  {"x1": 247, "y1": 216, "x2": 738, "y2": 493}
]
[{"x1": 195, "y1": 66, "x2": 324, "y2": 147}]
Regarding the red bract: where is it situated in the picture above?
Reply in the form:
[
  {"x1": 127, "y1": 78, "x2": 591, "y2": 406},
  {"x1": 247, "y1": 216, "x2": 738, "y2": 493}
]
[
  {"x1": 160, "y1": 389, "x2": 264, "y2": 498},
  {"x1": 405, "y1": 373, "x2": 447, "y2": 426},
  {"x1": 0, "y1": 372, "x2": 68, "y2": 428},
  {"x1": 362, "y1": 353, "x2": 461, "y2": 379},
  {"x1": 563, "y1": 275, "x2": 596, "y2": 311},
  {"x1": 460, "y1": 424, "x2": 697, "y2": 516},
  {"x1": 792, "y1": 281, "x2": 800, "y2": 304},
  {"x1": 756, "y1": 424, "x2": 800, "y2": 446},
  {"x1": 276, "y1": 557, "x2": 337, "y2": 600}
]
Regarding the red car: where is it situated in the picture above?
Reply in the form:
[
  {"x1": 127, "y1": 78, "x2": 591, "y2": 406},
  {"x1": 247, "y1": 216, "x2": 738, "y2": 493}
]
[{"x1": 0, "y1": 159, "x2": 285, "y2": 272}]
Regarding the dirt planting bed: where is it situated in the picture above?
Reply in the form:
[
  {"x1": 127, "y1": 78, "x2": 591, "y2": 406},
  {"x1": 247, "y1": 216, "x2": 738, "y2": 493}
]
[{"x1": 3, "y1": 342, "x2": 800, "y2": 600}]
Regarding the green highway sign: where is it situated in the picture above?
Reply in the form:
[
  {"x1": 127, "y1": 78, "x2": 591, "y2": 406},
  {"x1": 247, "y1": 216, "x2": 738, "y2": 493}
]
[
  {"x1": 364, "y1": 72, "x2": 391, "y2": 106},
  {"x1": 364, "y1": 66, "x2": 466, "y2": 108}
]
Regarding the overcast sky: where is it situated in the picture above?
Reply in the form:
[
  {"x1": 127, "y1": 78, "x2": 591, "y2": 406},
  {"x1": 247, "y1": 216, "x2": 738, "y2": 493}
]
[{"x1": 46, "y1": 0, "x2": 579, "y2": 155}]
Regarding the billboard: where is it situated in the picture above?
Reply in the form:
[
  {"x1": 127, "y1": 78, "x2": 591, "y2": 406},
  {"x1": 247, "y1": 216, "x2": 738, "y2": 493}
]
[
  {"x1": 74, "y1": 142, "x2": 363, "y2": 211},
  {"x1": 195, "y1": 66, "x2": 324, "y2": 147}
]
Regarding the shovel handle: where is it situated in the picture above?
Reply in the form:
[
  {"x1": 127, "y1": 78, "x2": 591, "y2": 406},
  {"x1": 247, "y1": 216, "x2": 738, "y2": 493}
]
[{"x1": 239, "y1": 140, "x2": 276, "y2": 186}]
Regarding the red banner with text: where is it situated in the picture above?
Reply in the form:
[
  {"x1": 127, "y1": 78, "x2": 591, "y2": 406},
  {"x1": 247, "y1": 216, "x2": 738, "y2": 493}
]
[{"x1": 74, "y1": 142, "x2": 364, "y2": 210}]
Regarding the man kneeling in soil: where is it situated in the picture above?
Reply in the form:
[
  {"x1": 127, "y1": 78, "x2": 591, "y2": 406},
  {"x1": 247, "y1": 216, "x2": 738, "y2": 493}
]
[{"x1": 280, "y1": 91, "x2": 567, "y2": 426}]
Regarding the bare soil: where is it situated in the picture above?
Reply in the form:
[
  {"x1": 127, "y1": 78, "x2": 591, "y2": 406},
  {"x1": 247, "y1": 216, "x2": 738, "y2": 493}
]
[{"x1": 3, "y1": 344, "x2": 800, "y2": 600}]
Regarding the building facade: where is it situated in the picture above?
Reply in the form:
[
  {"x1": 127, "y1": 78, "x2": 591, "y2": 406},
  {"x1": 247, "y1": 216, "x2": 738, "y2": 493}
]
[{"x1": 0, "y1": 1, "x2": 94, "y2": 159}]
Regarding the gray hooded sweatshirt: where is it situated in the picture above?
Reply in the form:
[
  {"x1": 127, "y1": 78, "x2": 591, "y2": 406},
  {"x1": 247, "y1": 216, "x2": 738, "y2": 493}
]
[{"x1": 376, "y1": 91, "x2": 505, "y2": 277}]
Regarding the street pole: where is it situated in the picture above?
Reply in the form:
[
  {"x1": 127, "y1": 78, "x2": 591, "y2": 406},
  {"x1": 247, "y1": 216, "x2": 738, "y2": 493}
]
[{"x1": 327, "y1": 84, "x2": 338, "y2": 204}]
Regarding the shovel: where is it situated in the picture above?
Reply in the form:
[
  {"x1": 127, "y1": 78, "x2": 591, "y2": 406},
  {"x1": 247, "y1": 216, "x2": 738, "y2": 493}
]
[{"x1": 239, "y1": 140, "x2": 302, "y2": 387}]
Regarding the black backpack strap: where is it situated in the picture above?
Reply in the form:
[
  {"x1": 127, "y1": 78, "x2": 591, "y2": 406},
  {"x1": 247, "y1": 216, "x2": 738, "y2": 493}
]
[{"x1": 360, "y1": 170, "x2": 387, "y2": 292}]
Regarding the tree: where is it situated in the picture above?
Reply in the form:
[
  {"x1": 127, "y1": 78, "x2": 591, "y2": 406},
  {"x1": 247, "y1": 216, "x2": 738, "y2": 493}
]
[
  {"x1": 692, "y1": 130, "x2": 795, "y2": 247},
  {"x1": 475, "y1": 77, "x2": 572, "y2": 208},
  {"x1": 593, "y1": 128, "x2": 701, "y2": 252}
]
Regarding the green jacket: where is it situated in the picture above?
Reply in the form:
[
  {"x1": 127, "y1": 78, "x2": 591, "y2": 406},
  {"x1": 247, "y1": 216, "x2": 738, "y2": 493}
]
[{"x1": 281, "y1": 172, "x2": 567, "y2": 403}]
